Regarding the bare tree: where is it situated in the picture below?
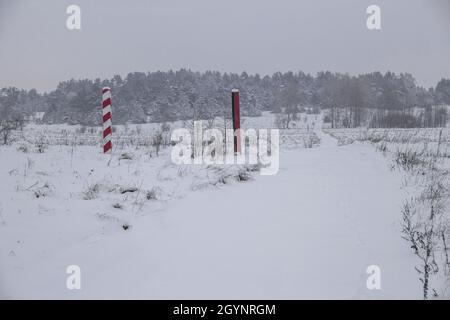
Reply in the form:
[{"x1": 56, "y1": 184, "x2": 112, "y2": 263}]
[
  {"x1": 0, "y1": 120, "x2": 15, "y2": 145},
  {"x1": 12, "y1": 113, "x2": 26, "y2": 131},
  {"x1": 152, "y1": 131, "x2": 163, "y2": 156}
]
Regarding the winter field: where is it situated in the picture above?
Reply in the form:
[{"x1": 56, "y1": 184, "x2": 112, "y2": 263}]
[{"x1": 0, "y1": 113, "x2": 449, "y2": 299}]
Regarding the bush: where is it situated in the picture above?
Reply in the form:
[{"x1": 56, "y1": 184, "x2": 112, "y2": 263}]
[
  {"x1": 119, "y1": 153, "x2": 133, "y2": 160},
  {"x1": 83, "y1": 183, "x2": 100, "y2": 200},
  {"x1": 146, "y1": 187, "x2": 159, "y2": 200},
  {"x1": 17, "y1": 143, "x2": 29, "y2": 153},
  {"x1": 33, "y1": 182, "x2": 52, "y2": 198},
  {"x1": 394, "y1": 149, "x2": 422, "y2": 171},
  {"x1": 237, "y1": 169, "x2": 252, "y2": 182},
  {"x1": 376, "y1": 142, "x2": 388, "y2": 153},
  {"x1": 35, "y1": 136, "x2": 48, "y2": 153},
  {"x1": 113, "y1": 203, "x2": 123, "y2": 209}
]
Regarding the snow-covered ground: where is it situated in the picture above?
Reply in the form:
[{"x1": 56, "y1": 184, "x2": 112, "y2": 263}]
[
  {"x1": 0, "y1": 114, "x2": 443, "y2": 299},
  {"x1": 324, "y1": 126, "x2": 450, "y2": 299}
]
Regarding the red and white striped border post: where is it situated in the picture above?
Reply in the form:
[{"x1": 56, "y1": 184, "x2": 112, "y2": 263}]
[
  {"x1": 102, "y1": 87, "x2": 113, "y2": 153},
  {"x1": 231, "y1": 89, "x2": 241, "y2": 153}
]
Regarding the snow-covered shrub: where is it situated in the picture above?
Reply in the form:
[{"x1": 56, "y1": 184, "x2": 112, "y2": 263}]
[
  {"x1": 35, "y1": 135, "x2": 48, "y2": 153},
  {"x1": 83, "y1": 183, "x2": 100, "y2": 200},
  {"x1": 399, "y1": 131, "x2": 449, "y2": 299},
  {"x1": 376, "y1": 142, "x2": 388, "y2": 153},
  {"x1": 33, "y1": 182, "x2": 52, "y2": 199},
  {"x1": 244, "y1": 164, "x2": 261, "y2": 173},
  {"x1": 237, "y1": 168, "x2": 252, "y2": 182},
  {"x1": 119, "y1": 187, "x2": 138, "y2": 194},
  {"x1": 302, "y1": 133, "x2": 320, "y2": 148},
  {"x1": 119, "y1": 153, "x2": 134, "y2": 160},
  {"x1": 337, "y1": 136, "x2": 354, "y2": 146},
  {"x1": 113, "y1": 203, "x2": 123, "y2": 209},
  {"x1": 394, "y1": 149, "x2": 423, "y2": 171},
  {"x1": 177, "y1": 166, "x2": 190, "y2": 178},
  {"x1": 146, "y1": 187, "x2": 159, "y2": 200},
  {"x1": 17, "y1": 143, "x2": 29, "y2": 153},
  {"x1": 401, "y1": 172, "x2": 448, "y2": 299}
]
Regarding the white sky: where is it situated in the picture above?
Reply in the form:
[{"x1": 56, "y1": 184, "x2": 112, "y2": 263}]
[{"x1": 0, "y1": 0, "x2": 449, "y2": 92}]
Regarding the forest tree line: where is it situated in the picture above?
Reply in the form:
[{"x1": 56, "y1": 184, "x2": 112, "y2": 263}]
[{"x1": 0, "y1": 69, "x2": 449, "y2": 128}]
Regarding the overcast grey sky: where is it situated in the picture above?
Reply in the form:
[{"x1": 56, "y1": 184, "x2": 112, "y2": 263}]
[{"x1": 0, "y1": 0, "x2": 449, "y2": 92}]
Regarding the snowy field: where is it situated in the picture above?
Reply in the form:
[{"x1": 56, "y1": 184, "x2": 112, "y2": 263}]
[
  {"x1": 324, "y1": 126, "x2": 450, "y2": 299},
  {"x1": 0, "y1": 113, "x2": 448, "y2": 299}
]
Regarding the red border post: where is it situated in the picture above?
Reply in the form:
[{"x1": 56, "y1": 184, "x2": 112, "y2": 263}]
[
  {"x1": 231, "y1": 89, "x2": 241, "y2": 153},
  {"x1": 102, "y1": 87, "x2": 113, "y2": 153}
]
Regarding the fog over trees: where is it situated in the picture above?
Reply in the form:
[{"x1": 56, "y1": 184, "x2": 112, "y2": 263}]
[{"x1": 1, "y1": 69, "x2": 449, "y2": 128}]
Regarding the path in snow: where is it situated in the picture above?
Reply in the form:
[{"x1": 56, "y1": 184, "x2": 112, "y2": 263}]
[{"x1": 2, "y1": 129, "x2": 421, "y2": 299}]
